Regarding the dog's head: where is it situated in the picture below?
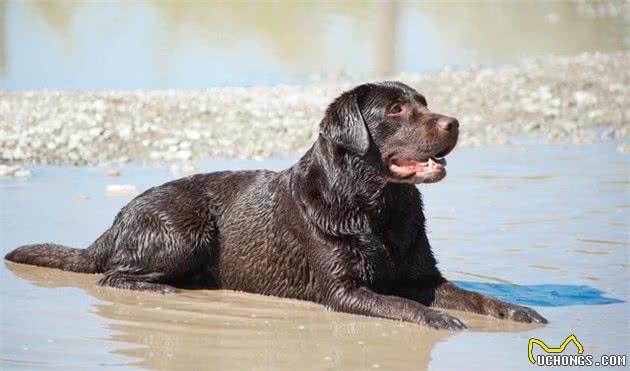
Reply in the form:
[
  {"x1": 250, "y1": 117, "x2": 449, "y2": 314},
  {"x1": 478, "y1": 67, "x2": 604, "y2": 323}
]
[{"x1": 320, "y1": 81, "x2": 459, "y2": 184}]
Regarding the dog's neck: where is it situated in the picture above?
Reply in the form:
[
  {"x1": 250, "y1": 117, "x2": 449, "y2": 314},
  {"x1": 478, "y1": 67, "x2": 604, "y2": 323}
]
[{"x1": 290, "y1": 136, "x2": 390, "y2": 236}]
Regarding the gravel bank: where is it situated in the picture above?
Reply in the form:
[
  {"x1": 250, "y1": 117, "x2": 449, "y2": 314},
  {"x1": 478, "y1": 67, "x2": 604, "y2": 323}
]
[{"x1": 1, "y1": 51, "x2": 629, "y2": 166}]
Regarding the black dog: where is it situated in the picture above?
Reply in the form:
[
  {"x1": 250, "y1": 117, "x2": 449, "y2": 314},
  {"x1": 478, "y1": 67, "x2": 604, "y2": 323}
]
[{"x1": 6, "y1": 82, "x2": 547, "y2": 330}]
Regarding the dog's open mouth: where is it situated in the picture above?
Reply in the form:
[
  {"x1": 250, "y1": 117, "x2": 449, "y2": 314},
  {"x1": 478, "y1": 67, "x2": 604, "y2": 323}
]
[
  {"x1": 389, "y1": 156, "x2": 447, "y2": 178},
  {"x1": 388, "y1": 144, "x2": 454, "y2": 179}
]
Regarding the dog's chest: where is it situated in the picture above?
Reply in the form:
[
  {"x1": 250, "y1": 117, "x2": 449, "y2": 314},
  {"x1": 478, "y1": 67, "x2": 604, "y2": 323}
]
[
  {"x1": 356, "y1": 215, "x2": 420, "y2": 289},
  {"x1": 344, "y1": 235, "x2": 400, "y2": 292}
]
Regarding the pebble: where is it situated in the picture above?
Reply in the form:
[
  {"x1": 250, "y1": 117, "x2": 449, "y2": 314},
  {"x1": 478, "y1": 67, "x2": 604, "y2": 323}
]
[
  {"x1": 0, "y1": 165, "x2": 19, "y2": 176},
  {"x1": 106, "y1": 169, "x2": 121, "y2": 177},
  {"x1": 524, "y1": 123, "x2": 541, "y2": 132},
  {"x1": 176, "y1": 150, "x2": 192, "y2": 160},
  {"x1": 0, "y1": 164, "x2": 30, "y2": 177},
  {"x1": 0, "y1": 52, "x2": 628, "y2": 167},
  {"x1": 170, "y1": 163, "x2": 196, "y2": 176},
  {"x1": 617, "y1": 143, "x2": 630, "y2": 153},
  {"x1": 106, "y1": 184, "x2": 138, "y2": 196},
  {"x1": 14, "y1": 169, "x2": 32, "y2": 177}
]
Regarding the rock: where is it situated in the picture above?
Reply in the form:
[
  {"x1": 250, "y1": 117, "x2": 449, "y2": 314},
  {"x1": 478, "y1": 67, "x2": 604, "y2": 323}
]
[
  {"x1": 0, "y1": 165, "x2": 19, "y2": 176},
  {"x1": 149, "y1": 151, "x2": 163, "y2": 160},
  {"x1": 182, "y1": 163, "x2": 196, "y2": 175},
  {"x1": 176, "y1": 150, "x2": 192, "y2": 160},
  {"x1": 106, "y1": 184, "x2": 138, "y2": 196},
  {"x1": 185, "y1": 130, "x2": 201, "y2": 140},
  {"x1": 14, "y1": 169, "x2": 32, "y2": 177},
  {"x1": 524, "y1": 123, "x2": 541, "y2": 132},
  {"x1": 617, "y1": 143, "x2": 630, "y2": 154},
  {"x1": 169, "y1": 163, "x2": 196, "y2": 176},
  {"x1": 0, "y1": 165, "x2": 31, "y2": 177},
  {"x1": 573, "y1": 91, "x2": 597, "y2": 106},
  {"x1": 106, "y1": 169, "x2": 121, "y2": 177},
  {"x1": 600, "y1": 127, "x2": 616, "y2": 139}
]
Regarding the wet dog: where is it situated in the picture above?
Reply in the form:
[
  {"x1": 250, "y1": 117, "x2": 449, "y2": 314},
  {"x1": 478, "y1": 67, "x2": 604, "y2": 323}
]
[{"x1": 6, "y1": 82, "x2": 547, "y2": 330}]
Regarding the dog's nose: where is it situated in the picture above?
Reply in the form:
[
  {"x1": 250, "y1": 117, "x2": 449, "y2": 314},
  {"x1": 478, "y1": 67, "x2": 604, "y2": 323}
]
[{"x1": 438, "y1": 117, "x2": 459, "y2": 132}]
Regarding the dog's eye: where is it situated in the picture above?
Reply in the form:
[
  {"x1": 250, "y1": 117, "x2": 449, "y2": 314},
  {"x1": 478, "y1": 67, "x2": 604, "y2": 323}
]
[{"x1": 388, "y1": 103, "x2": 404, "y2": 116}]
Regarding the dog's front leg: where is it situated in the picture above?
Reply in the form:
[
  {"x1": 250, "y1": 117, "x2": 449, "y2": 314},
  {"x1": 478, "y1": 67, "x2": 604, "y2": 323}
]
[
  {"x1": 424, "y1": 280, "x2": 548, "y2": 324},
  {"x1": 325, "y1": 286, "x2": 467, "y2": 330}
]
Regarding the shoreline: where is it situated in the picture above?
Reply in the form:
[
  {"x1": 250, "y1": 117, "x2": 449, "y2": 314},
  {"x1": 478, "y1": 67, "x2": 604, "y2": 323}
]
[{"x1": 1, "y1": 51, "x2": 629, "y2": 169}]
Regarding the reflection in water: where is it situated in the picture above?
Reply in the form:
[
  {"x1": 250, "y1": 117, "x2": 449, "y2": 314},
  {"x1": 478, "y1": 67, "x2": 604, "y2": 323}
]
[
  {"x1": 455, "y1": 281, "x2": 624, "y2": 307},
  {"x1": 474, "y1": 175, "x2": 554, "y2": 181},
  {"x1": 408, "y1": 1, "x2": 629, "y2": 61},
  {"x1": 573, "y1": 248, "x2": 609, "y2": 256},
  {"x1": 28, "y1": 0, "x2": 75, "y2": 40},
  {"x1": 147, "y1": 1, "x2": 377, "y2": 76},
  {"x1": 452, "y1": 271, "x2": 515, "y2": 285},
  {"x1": 577, "y1": 238, "x2": 630, "y2": 247},
  {"x1": 1, "y1": 0, "x2": 628, "y2": 89},
  {"x1": 0, "y1": 1, "x2": 4, "y2": 72},
  {"x1": 528, "y1": 264, "x2": 562, "y2": 272},
  {"x1": 5, "y1": 263, "x2": 538, "y2": 371}
]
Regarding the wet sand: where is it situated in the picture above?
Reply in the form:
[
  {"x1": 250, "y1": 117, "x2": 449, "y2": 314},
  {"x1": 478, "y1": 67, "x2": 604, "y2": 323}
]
[{"x1": 1, "y1": 143, "x2": 628, "y2": 370}]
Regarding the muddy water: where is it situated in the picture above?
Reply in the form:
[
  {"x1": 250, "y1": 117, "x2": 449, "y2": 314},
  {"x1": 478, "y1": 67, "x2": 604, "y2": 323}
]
[{"x1": 1, "y1": 143, "x2": 628, "y2": 370}]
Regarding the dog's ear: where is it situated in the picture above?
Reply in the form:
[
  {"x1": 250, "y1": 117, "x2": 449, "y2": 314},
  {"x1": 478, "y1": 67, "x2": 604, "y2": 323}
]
[{"x1": 320, "y1": 91, "x2": 370, "y2": 155}]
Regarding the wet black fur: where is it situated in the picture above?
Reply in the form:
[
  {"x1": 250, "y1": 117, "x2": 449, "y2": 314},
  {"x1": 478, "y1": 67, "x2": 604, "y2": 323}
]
[{"x1": 5, "y1": 82, "x2": 547, "y2": 329}]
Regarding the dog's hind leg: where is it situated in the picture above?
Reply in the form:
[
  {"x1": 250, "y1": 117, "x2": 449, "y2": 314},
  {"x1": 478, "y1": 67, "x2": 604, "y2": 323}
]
[{"x1": 97, "y1": 269, "x2": 176, "y2": 293}]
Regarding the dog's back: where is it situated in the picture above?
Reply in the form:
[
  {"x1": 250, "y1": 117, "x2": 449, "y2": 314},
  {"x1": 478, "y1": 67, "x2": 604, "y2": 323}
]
[{"x1": 5, "y1": 170, "x2": 279, "y2": 291}]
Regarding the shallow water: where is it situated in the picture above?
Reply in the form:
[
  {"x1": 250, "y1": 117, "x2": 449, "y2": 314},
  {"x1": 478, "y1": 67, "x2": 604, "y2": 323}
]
[
  {"x1": 1, "y1": 0, "x2": 628, "y2": 90},
  {"x1": 1, "y1": 143, "x2": 628, "y2": 370}
]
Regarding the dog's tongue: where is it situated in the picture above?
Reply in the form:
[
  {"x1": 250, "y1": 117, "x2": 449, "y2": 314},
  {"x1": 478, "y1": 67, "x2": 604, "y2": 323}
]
[{"x1": 389, "y1": 158, "x2": 446, "y2": 177}]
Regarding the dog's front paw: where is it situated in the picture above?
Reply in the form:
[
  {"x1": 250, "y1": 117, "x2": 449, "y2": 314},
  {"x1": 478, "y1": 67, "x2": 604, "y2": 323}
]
[
  {"x1": 422, "y1": 310, "x2": 468, "y2": 331},
  {"x1": 493, "y1": 303, "x2": 548, "y2": 324}
]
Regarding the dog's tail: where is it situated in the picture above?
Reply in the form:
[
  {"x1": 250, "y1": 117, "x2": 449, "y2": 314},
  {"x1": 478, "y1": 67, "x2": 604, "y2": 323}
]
[{"x1": 5, "y1": 243, "x2": 98, "y2": 273}]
